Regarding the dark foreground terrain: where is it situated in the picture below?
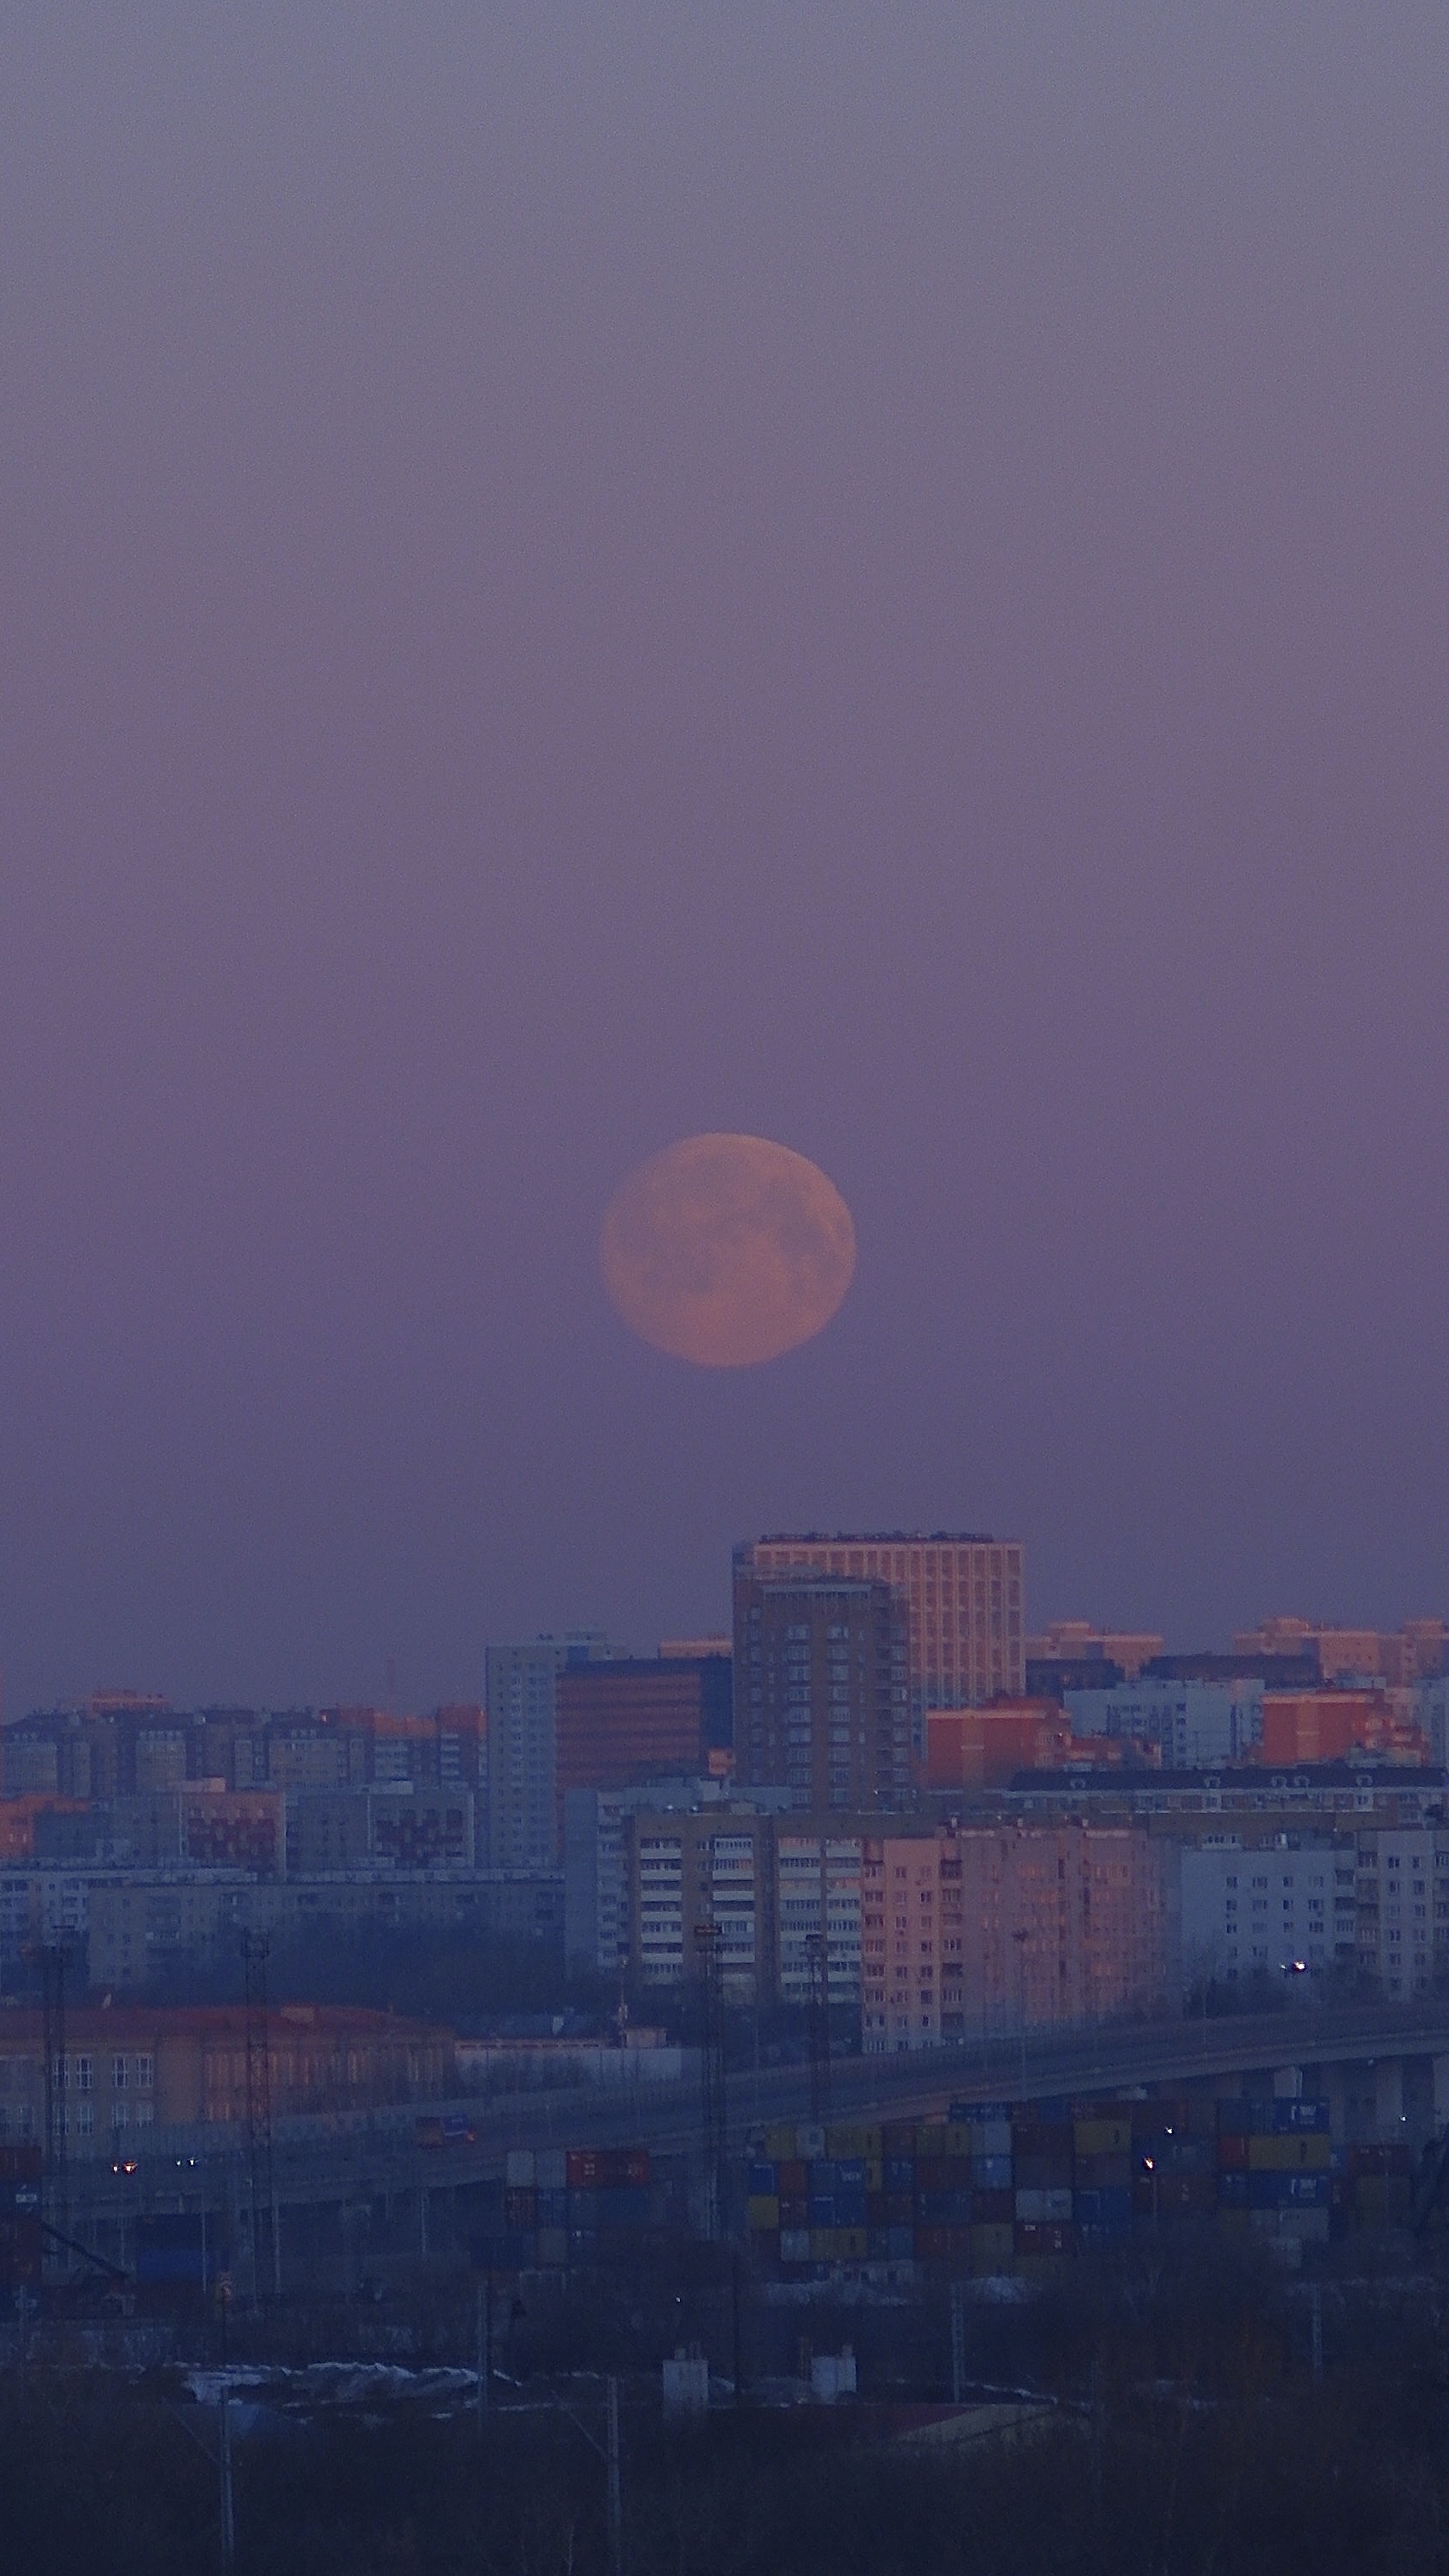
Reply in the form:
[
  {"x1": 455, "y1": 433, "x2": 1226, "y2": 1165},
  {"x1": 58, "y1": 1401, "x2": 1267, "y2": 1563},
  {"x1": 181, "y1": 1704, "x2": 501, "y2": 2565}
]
[{"x1": 7, "y1": 2235, "x2": 1449, "y2": 2574}]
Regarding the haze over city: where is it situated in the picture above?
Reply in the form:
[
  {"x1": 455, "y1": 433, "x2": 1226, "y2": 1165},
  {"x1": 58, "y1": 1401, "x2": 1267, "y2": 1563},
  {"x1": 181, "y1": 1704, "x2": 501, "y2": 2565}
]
[{"x1": 3, "y1": 3, "x2": 1447, "y2": 1717}]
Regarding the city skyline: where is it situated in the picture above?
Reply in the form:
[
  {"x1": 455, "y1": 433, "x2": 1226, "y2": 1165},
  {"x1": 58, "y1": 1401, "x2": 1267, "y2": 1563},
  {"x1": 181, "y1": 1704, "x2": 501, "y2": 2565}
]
[{"x1": 3, "y1": 6, "x2": 1447, "y2": 1713}]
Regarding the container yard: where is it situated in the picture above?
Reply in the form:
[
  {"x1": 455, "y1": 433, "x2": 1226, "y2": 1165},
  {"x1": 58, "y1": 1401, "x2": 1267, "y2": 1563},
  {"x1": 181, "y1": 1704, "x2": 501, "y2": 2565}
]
[{"x1": 740, "y1": 2092, "x2": 1412, "y2": 2276}]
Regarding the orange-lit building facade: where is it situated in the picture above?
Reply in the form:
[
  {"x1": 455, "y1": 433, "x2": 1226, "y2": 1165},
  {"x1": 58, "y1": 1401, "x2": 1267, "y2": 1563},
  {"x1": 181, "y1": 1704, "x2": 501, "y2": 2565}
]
[
  {"x1": 1234, "y1": 1618, "x2": 1449, "y2": 1685},
  {"x1": 554, "y1": 1656, "x2": 732, "y2": 1837},
  {"x1": 741, "y1": 1532, "x2": 1024, "y2": 1707},
  {"x1": 924, "y1": 1705, "x2": 1146, "y2": 1791},
  {"x1": 861, "y1": 1823, "x2": 1175, "y2": 2052},
  {"x1": 1259, "y1": 1690, "x2": 1429, "y2": 1768},
  {"x1": 0, "y1": 2003, "x2": 453, "y2": 2149},
  {"x1": 1026, "y1": 1621, "x2": 1163, "y2": 1679}
]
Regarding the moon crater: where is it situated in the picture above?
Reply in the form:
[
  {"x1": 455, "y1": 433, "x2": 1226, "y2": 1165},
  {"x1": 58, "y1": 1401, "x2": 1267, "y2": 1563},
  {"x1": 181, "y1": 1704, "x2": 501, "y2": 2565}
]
[{"x1": 599, "y1": 1133, "x2": 857, "y2": 1367}]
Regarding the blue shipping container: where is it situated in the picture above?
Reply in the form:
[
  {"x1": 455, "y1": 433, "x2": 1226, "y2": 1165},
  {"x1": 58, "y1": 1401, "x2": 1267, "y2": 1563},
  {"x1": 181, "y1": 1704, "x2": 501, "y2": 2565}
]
[
  {"x1": 972, "y1": 2155, "x2": 1013, "y2": 2190},
  {"x1": 915, "y1": 2190, "x2": 972, "y2": 2225},
  {"x1": 885, "y1": 2156, "x2": 915, "y2": 2193},
  {"x1": 1217, "y1": 2172, "x2": 1250, "y2": 2208},
  {"x1": 808, "y1": 2197, "x2": 837, "y2": 2228},
  {"x1": 596, "y1": 2187, "x2": 651, "y2": 2228},
  {"x1": 1075, "y1": 2187, "x2": 1133, "y2": 2228},
  {"x1": 536, "y1": 2189, "x2": 569, "y2": 2228},
  {"x1": 748, "y1": 2162, "x2": 777, "y2": 2196},
  {"x1": 1237, "y1": 2098, "x2": 1330, "y2": 2136},
  {"x1": 1248, "y1": 2170, "x2": 1329, "y2": 2209},
  {"x1": 886, "y1": 2226, "x2": 915, "y2": 2259}
]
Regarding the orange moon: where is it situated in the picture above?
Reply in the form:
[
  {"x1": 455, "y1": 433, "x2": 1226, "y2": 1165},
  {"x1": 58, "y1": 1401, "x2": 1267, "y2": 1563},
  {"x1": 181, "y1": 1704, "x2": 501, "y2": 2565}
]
[{"x1": 599, "y1": 1134, "x2": 857, "y2": 1367}]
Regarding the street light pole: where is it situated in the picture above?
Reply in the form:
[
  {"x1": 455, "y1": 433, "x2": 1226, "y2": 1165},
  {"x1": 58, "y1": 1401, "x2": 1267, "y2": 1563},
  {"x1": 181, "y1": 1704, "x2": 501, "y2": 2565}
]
[{"x1": 1012, "y1": 1930, "x2": 1030, "y2": 2102}]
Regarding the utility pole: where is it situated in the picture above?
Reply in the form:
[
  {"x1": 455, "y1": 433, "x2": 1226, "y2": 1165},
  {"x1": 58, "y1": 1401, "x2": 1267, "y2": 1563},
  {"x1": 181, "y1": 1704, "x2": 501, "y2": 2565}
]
[
  {"x1": 693, "y1": 1922, "x2": 726, "y2": 2240},
  {"x1": 218, "y1": 2388, "x2": 236, "y2": 2572},
  {"x1": 32, "y1": 1944, "x2": 69, "y2": 2273},
  {"x1": 241, "y1": 1931, "x2": 275, "y2": 2312},
  {"x1": 475, "y1": 2278, "x2": 490, "y2": 2427},
  {"x1": 806, "y1": 1931, "x2": 831, "y2": 2130},
  {"x1": 1011, "y1": 1929, "x2": 1030, "y2": 2103},
  {"x1": 606, "y1": 2375, "x2": 623, "y2": 2576}
]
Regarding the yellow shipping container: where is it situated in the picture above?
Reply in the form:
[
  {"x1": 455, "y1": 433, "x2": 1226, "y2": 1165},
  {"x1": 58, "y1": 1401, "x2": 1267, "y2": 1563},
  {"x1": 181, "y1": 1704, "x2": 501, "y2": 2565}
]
[
  {"x1": 1074, "y1": 2119, "x2": 1131, "y2": 2157},
  {"x1": 1247, "y1": 2134, "x2": 1331, "y2": 2171},
  {"x1": 836, "y1": 2228, "x2": 869, "y2": 2260},
  {"x1": 916, "y1": 2124, "x2": 949, "y2": 2156},
  {"x1": 825, "y1": 2124, "x2": 883, "y2": 2158},
  {"x1": 763, "y1": 2126, "x2": 795, "y2": 2160},
  {"x1": 863, "y1": 2159, "x2": 884, "y2": 2194},
  {"x1": 829, "y1": 2122, "x2": 885, "y2": 2164},
  {"x1": 944, "y1": 2123, "x2": 976, "y2": 2157},
  {"x1": 809, "y1": 2229, "x2": 841, "y2": 2262},
  {"x1": 747, "y1": 2194, "x2": 780, "y2": 2230}
]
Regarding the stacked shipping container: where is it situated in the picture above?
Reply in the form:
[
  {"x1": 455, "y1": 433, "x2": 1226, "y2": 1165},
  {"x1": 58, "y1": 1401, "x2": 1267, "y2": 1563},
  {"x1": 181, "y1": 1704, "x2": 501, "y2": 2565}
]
[{"x1": 743, "y1": 2092, "x2": 1412, "y2": 2273}]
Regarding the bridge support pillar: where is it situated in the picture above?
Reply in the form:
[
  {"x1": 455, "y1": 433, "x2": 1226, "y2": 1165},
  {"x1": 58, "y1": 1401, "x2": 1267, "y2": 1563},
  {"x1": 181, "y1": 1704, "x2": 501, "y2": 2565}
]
[
  {"x1": 1320, "y1": 2063, "x2": 1350, "y2": 2143},
  {"x1": 1375, "y1": 2058, "x2": 1405, "y2": 2142}
]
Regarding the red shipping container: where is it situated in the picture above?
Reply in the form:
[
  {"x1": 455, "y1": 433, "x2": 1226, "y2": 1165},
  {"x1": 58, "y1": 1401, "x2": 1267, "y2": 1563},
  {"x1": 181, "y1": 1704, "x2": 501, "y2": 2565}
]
[
  {"x1": 882, "y1": 2121, "x2": 917, "y2": 2154},
  {"x1": 566, "y1": 2150, "x2": 601, "y2": 2188},
  {"x1": 1349, "y1": 2143, "x2": 1412, "y2": 2178},
  {"x1": 884, "y1": 2193, "x2": 914, "y2": 2225},
  {"x1": 1013, "y1": 2123, "x2": 1072, "y2": 2158},
  {"x1": 1162, "y1": 2174, "x2": 1216, "y2": 2215},
  {"x1": 1216, "y1": 2134, "x2": 1249, "y2": 2171},
  {"x1": 1016, "y1": 2221, "x2": 1073, "y2": 2256},
  {"x1": 778, "y1": 2197, "x2": 808, "y2": 2228},
  {"x1": 915, "y1": 2225, "x2": 950, "y2": 2260},
  {"x1": 777, "y1": 2160, "x2": 808, "y2": 2196},
  {"x1": 916, "y1": 2157, "x2": 959, "y2": 2191},
  {"x1": 866, "y1": 2194, "x2": 889, "y2": 2228}
]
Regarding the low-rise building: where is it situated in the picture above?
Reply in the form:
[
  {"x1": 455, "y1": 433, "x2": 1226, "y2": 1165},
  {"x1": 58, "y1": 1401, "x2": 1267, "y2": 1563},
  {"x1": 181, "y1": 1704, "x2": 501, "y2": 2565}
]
[{"x1": 0, "y1": 2001, "x2": 452, "y2": 2149}]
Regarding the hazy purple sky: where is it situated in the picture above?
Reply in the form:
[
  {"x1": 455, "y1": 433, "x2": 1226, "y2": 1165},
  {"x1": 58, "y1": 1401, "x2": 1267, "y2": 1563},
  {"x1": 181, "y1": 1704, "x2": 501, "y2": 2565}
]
[{"x1": 3, "y1": 5, "x2": 1447, "y2": 1712}]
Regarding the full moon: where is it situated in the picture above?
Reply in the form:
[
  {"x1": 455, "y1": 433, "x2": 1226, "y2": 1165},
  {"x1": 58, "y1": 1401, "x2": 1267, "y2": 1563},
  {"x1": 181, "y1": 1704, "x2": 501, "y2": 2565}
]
[{"x1": 599, "y1": 1133, "x2": 857, "y2": 1367}]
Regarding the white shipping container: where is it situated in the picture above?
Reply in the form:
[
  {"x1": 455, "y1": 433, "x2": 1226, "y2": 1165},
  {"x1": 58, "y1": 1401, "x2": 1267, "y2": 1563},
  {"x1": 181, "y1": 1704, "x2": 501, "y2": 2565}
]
[
  {"x1": 1016, "y1": 2188, "x2": 1073, "y2": 2224},
  {"x1": 535, "y1": 2150, "x2": 568, "y2": 2191},
  {"x1": 506, "y1": 2149, "x2": 535, "y2": 2188},
  {"x1": 795, "y1": 2125, "x2": 826, "y2": 2163},
  {"x1": 780, "y1": 2228, "x2": 812, "y2": 2263}
]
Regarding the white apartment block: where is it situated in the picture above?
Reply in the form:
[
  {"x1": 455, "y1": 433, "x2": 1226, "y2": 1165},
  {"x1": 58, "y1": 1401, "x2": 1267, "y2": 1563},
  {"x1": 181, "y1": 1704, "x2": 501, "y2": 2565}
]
[
  {"x1": 775, "y1": 1834, "x2": 863, "y2": 2007},
  {"x1": 1177, "y1": 1840, "x2": 1356, "y2": 1992},
  {"x1": 1355, "y1": 1829, "x2": 1449, "y2": 1999}
]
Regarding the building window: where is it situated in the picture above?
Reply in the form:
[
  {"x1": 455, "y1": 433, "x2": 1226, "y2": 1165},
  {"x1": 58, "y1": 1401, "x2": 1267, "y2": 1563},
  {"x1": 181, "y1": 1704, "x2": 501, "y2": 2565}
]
[{"x1": 136, "y1": 2055, "x2": 155, "y2": 2091}]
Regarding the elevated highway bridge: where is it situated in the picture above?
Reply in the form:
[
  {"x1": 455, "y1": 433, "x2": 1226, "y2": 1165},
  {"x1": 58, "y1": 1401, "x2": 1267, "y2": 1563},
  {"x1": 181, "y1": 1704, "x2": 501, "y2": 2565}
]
[{"x1": 52, "y1": 2002, "x2": 1449, "y2": 2280}]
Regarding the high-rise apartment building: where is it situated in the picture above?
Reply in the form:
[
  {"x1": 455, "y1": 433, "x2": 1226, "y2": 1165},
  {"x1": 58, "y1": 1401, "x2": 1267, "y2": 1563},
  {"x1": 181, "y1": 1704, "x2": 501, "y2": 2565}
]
[
  {"x1": 732, "y1": 1563, "x2": 911, "y2": 1810},
  {"x1": 553, "y1": 1655, "x2": 732, "y2": 1840},
  {"x1": 484, "y1": 1633, "x2": 610, "y2": 1869},
  {"x1": 740, "y1": 1532, "x2": 1025, "y2": 1707},
  {"x1": 861, "y1": 1821, "x2": 1176, "y2": 2052}
]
